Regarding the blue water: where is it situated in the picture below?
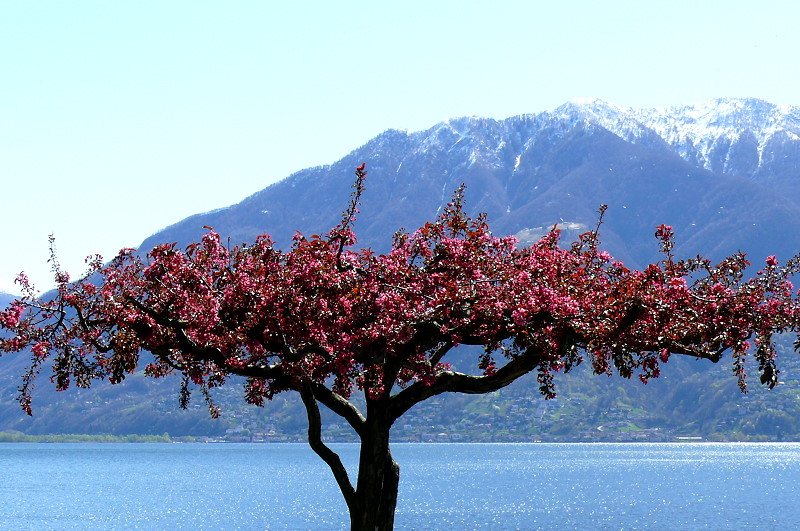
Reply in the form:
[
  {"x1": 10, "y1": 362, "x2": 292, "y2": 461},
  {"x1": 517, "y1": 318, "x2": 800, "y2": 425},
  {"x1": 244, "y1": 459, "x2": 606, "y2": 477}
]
[{"x1": 2, "y1": 442, "x2": 800, "y2": 529}]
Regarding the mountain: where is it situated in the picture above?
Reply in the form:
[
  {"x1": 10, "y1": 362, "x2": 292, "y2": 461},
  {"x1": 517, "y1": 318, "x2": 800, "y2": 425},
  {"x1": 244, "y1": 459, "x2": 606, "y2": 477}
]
[
  {"x1": 142, "y1": 98, "x2": 800, "y2": 268},
  {"x1": 4, "y1": 98, "x2": 800, "y2": 441}
]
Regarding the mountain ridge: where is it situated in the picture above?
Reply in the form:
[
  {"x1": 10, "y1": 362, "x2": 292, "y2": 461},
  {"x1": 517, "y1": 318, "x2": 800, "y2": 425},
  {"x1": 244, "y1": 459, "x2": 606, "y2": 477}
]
[{"x1": 140, "y1": 97, "x2": 800, "y2": 268}]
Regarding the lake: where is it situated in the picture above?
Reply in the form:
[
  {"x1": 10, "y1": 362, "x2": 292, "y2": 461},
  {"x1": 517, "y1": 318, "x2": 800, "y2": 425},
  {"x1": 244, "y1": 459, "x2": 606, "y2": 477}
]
[{"x1": 2, "y1": 442, "x2": 799, "y2": 529}]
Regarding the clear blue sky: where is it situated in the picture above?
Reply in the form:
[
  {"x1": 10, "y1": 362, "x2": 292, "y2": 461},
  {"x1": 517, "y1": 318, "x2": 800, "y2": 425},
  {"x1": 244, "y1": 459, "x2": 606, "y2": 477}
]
[{"x1": 2, "y1": 0, "x2": 798, "y2": 294}]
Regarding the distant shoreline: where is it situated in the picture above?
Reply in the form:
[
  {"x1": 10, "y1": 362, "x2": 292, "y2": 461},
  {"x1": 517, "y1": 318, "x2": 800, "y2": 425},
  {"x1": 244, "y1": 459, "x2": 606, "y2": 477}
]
[
  {"x1": 3, "y1": 431, "x2": 798, "y2": 444},
  {"x1": 0, "y1": 431, "x2": 171, "y2": 443}
]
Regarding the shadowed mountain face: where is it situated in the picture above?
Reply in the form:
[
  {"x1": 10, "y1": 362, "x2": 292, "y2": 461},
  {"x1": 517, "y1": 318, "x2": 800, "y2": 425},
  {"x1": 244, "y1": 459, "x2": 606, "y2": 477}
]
[
  {"x1": 141, "y1": 99, "x2": 800, "y2": 270},
  {"x1": 4, "y1": 98, "x2": 800, "y2": 440}
]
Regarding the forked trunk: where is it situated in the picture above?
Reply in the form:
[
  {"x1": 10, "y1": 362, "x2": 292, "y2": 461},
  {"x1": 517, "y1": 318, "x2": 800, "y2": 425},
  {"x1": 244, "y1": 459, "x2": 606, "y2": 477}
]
[{"x1": 300, "y1": 387, "x2": 401, "y2": 530}]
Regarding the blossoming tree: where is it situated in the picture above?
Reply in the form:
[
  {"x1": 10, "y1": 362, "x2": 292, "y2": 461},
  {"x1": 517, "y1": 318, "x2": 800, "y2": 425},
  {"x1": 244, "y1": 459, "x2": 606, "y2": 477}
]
[{"x1": 3, "y1": 165, "x2": 800, "y2": 530}]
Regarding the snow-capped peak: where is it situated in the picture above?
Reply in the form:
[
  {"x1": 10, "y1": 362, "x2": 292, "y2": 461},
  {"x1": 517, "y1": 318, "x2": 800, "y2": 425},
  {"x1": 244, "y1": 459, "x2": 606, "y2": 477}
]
[
  {"x1": 636, "y1": 97, "x2": 799, "y2": 137},
  {"x1": 632, "y1": 98, "x2": 800, "y2": 175},
  {"x1": 555, "y1": 98, "x2": 631, "y2": 124},
  {"x1": 369, "y1": 97, "x2": 800, "y2": 182},
  {"x1": 551, "y1": 98, "x2": 661, "y2": 145}
]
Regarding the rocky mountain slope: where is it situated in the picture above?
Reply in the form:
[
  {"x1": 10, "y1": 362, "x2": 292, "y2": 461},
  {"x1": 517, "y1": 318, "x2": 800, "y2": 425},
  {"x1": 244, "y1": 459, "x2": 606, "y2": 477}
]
[{"x1": 4, "y1": 98, "x2": 800, "y2": 441}]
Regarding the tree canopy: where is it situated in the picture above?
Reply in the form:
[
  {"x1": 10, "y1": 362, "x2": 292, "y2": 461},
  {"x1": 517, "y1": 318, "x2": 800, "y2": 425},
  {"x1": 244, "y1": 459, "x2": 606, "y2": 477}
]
[{"x1": 3, "y1": 165, "x2": 800, "y2": 530}]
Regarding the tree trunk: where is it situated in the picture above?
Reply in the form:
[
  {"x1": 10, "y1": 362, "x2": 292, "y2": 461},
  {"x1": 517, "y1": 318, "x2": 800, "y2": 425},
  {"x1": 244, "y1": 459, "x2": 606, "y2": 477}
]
[{"x1": 349, "y1": 407, "x2": 400, "y2": 531}]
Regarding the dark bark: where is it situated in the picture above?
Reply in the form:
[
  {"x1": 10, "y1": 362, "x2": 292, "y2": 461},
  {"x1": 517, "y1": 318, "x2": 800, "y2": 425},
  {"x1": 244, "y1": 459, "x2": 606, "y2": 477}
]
[
  {"x1": 310, "y1": 382, "x2": 367, "y2": 436},
  {"x1": 299, "y1": 386, "x2": 356, "y2": 515},
  {"x1": 350, "y1": 400, "x2": 399, "y2": 531},
  {"x1": 389, "y1": 343, "x2": 550, "y2": 422}
]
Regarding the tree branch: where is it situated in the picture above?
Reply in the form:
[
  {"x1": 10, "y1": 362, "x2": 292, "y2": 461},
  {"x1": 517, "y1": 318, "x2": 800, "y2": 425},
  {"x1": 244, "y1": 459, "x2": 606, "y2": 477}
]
[
  {"x1": 664, "y1": 342, "x2": 725, "y2": 363},
  {"x1": 310, "y1": 382, "x2": 366, "y2": 437},
  {"x1": 299, "y1": 385, "x2": 356, "y2": 512},
  {"x1": 389, "y1": 342, "x2": 551, "y2": 422},
  {"x1": 429, "y1": 341, "x2": 453, "y2": 367},
  {"x1": 125, "y1": 297, "x2": 289, "y2": 380}
]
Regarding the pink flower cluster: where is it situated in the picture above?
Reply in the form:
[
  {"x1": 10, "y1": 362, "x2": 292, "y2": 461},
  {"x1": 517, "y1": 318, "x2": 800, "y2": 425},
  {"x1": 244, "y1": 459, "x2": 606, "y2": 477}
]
[{"x1": 0, "y1": 302, "x2": 24, "y2": 329}]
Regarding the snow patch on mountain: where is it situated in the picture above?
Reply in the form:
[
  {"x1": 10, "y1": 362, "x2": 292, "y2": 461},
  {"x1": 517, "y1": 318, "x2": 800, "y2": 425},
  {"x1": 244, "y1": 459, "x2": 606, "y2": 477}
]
[
  {"x1": 514, "y1": 222, "x2": 587, "y2": 246},
  {"x1": 633, "y1": 98, "x2": 800, "y2": 176},
  {"x1": 550, "y1": 98, "x2": 667, "y2": 147}
]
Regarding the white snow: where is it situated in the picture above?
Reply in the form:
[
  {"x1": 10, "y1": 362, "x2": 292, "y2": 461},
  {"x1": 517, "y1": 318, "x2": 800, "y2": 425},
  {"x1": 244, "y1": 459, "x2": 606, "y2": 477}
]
[
  {"x1": 435, "y1": 181, "x2": 448, "y2": 214},
  {"x1": 407, "y1": 97, "x2": 799, "y2": 184},
  {"x1": 549, "y1": 97, "x2": 800, "y2": 178},
  {"x1": 631, "y1": 98, "x2": 800, "y2": 174}
]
